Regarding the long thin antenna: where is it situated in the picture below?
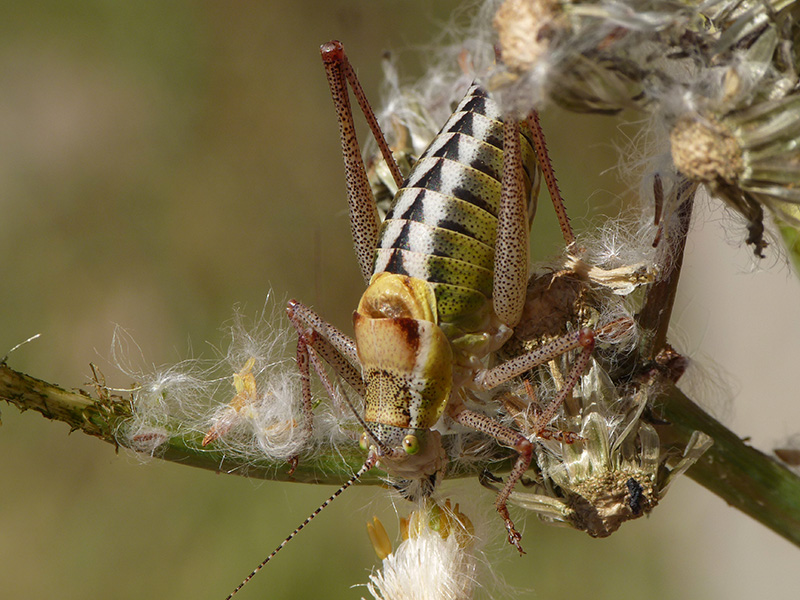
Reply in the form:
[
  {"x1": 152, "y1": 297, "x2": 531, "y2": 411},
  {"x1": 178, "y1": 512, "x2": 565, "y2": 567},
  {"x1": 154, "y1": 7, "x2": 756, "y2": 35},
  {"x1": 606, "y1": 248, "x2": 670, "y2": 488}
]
[{"x1": 223, "y1": 455, "x2": 376, "y2": 599}]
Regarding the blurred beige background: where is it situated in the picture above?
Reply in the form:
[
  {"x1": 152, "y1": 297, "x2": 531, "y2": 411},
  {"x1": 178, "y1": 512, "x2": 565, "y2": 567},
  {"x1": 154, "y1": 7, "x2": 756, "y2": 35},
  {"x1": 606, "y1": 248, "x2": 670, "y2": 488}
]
[{"x1": 1, "y1": 2, "x2": 798, "y2": 599}]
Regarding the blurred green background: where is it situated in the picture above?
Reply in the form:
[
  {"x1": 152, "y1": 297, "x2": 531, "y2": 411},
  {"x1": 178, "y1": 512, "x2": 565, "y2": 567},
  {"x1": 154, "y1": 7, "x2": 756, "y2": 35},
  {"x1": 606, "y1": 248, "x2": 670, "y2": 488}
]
[{"x1": 2, "y1": 2, "x2": 799, "y2": 599}]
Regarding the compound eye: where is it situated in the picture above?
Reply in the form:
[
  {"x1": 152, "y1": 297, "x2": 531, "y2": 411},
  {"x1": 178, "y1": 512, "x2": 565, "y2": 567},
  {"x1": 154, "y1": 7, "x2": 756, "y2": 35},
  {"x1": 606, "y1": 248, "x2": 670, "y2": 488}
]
[
  {"x1": 402, "y1": 434, "x2": 420, "y2": 455},
  {"x1": 359, "y1": 432, "x2": 369, "y2": 452}
]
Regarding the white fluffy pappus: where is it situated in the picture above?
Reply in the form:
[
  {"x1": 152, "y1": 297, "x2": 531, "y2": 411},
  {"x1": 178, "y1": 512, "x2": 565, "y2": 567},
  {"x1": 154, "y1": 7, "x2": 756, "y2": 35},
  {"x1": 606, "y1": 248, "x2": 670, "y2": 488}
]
[
  {"x1": 367, "y1": 533, "x2": 478, "y2": 600},
  {"x1": 201, "y1": 358, "x2": 310, "y2": 463},
  {"x1": 365, "y1": 499, "x2": 484, "y2": 600},
  {"x1": 112, "y1": 297, "x2": 358, "y2": 467}
]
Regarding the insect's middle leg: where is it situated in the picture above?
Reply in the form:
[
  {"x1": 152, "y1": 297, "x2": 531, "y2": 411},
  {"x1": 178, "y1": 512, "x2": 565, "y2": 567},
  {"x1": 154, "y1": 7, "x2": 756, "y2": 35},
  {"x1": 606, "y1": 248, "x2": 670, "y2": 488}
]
[
  {"x1": 463, "y1": 321, "x2": 635, "y2": 549},
  {"x1": 474, "y1": 325, "x2": 599, "y2": 391},
  {"x1": 447, "y1": 402, "x2": 532, "y2": 554}
]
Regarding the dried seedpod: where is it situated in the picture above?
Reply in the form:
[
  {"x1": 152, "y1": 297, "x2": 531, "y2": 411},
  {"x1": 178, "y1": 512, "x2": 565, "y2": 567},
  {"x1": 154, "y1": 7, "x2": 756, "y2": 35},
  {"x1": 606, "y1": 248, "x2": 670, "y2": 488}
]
[{"x1": 486, "y1": 362, "x2": 711, "y2": 537}]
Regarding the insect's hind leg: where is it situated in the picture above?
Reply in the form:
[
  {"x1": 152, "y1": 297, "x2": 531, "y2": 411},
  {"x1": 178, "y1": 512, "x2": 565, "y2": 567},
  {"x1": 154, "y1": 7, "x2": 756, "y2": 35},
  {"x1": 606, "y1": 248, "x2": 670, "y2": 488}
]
[
  {"x1": 493, "y1": 110, "x2": 577, "y2": 329},
  {"x1": 320, "y1": 41, "x2": 404, "y2": 189},
  {"x1": 493, "y1": 116, "x2": 531, "y2": 329},
  {"x1": 527, "y1": 111, "x2": 575, "y2": 247},
  {"x1": 319, "y1": 40, "x2": 404, "y2": 283}
]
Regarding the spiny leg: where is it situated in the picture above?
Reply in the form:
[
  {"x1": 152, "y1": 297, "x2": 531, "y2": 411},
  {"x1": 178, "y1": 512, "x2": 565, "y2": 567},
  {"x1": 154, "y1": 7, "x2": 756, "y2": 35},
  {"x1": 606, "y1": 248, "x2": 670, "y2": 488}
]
[
  {"x1": 493, "y1": 116, "x2": 530, "y2": 329},
  {"x1": 526, "y1": 334, "x2": 595, "y2": 433},
  {"x1": 285, "y1": 328, "x2": 317, "y2": 474},
  {"x1": 287, "y1": 299, "x2": 360, "y2": 368},
  {"x1": 448, "y1": 404, "x2": 533, "y2": 554},
  {"x1": 320, "y1": 40, "x2": 409, "y2": 283},
  {"x1": 527, "y1": 111, "x2": 575, "y2": 246},
  {"x1": 474, "y1": 316, "x2": 631, "y2": 392},
  {"x1": 320, "y1": 41, "x2": 381, "y2": 282},
  {"x1": 332, "y1": 42, "x2": 405, "y2": 189},
  {"x1": 502, "y1": 381, "x2": 583, "y2": 444},
  {"x1": 474, "y1": 325, "x2": 597, "y2": 391},
  {"x1": 305, "y1": 338, "x2": 350, "y2": 418},
  {"x1": 303, "y1": 328, "x2": 365, "y2": 398},
  {"x1": 463, "y1": 324, "x2": 634, "y2": 550},
  {"x1": 285, "y1": 299, "x2": 369, "y2": 471}
]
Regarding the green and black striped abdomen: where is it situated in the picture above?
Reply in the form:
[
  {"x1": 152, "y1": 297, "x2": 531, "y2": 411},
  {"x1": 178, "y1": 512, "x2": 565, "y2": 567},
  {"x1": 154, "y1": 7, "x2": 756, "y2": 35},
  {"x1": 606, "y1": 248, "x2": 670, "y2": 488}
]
[{"x1": 374, "y1": 84, "x2": 540, "y2": 329}]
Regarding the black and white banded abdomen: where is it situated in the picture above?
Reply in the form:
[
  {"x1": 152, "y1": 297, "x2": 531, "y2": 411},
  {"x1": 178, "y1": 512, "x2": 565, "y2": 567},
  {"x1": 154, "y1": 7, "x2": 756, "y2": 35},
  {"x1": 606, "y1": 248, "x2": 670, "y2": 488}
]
[{"x1": 374, "y1": 84, "x2": 540, "y2": 330}]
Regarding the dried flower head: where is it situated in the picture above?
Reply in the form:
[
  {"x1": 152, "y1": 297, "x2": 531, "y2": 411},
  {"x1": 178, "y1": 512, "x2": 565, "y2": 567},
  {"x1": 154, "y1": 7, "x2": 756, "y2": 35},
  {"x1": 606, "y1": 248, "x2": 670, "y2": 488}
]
[
  {"x1": 491, "y1": 0, "x2": 699, "y2": 115},
  {"x1": 669, "y1": 88, "x2": 800, "y2": 255},
  {"x1": 488, "y1": 0, "x2": 800, "y2": 254},
  {"x1": 478, "y1": 215, "x2": 711, "y2": 537},
  {"x1": 487, "y1": 360, "x2": 712, "y2": 536}
]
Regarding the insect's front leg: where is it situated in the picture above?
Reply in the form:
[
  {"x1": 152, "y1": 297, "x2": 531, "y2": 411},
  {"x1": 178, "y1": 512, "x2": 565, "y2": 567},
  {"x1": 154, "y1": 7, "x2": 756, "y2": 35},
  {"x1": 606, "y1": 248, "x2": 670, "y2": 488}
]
[
  {"x1": 285, "y1": 329, "x2": 316, "y2": 475},
  {"x1": 285, "y1": 299, "x2": 365, "y2": 471},
  {"x1": 287, "y1": 299, "x2": 363, "y2": 396}
]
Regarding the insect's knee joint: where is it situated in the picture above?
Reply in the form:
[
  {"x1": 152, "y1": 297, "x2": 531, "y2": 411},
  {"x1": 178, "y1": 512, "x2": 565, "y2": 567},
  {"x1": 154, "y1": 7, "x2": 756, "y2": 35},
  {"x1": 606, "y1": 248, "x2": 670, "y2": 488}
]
[
  {"x1": 517, "y1": 437, "x2": 533, "y2": 456},
  {"x1": 286, "y1": 299, "x2": 300, "y2": 317},
  {"x1": 320, "y1": 40, "x2": 345, "y2": 64},
  {"x1": 578, "y1": 327, "x2": 595, "y2": 349}
]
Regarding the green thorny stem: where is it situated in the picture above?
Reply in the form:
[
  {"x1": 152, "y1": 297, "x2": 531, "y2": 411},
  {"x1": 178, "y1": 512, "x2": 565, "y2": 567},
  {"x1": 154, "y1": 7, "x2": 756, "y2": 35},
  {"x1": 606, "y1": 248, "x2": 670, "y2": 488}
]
[
  {"x1": 5, "y1": 358, "x2": 800, "y2": 545},
  {"x1": 3, "y1": 181, "x2": 800, "y2": 546},
  {"x1": 0, "y1": 362, "x2": 375, "y2": 485}
]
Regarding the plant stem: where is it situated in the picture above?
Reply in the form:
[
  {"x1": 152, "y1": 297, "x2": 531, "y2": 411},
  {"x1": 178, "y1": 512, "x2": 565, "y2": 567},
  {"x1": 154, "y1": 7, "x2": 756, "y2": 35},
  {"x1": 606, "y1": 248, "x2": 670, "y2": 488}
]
[
  {"x1": 636, "y1": 180, "x2": 696, "y2": 361},
  {"x1": 4, "y1": 361, "x2": 800, "y2": 547},
  {"x1": 0, "y1": 363, "x2": 515, "y2": 486},
  {"x1": 0, "y1": 363, "x2": 369, "y2": 484},
  {"x1": 651, "y1": 381, "x2": 800, "y2": 548}
]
